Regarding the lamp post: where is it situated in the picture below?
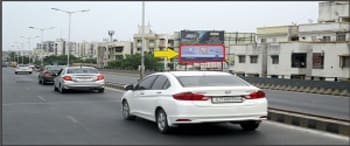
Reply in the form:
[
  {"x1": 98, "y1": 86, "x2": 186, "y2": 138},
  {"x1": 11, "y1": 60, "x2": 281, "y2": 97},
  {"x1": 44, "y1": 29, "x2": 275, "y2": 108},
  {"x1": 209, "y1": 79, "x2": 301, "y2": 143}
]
[
  {"x1": 140, "y1": 1, "x2": 145, "y2": 79},
  {"x1": 51, "y1": 8, "x2": 90, "y2": 67},
  {"x1": 20, "y1": 36, "x2": 39, "y2": 64},
  {"x1": 28, "y1": 26, "x2": 55, "y2": 66}
]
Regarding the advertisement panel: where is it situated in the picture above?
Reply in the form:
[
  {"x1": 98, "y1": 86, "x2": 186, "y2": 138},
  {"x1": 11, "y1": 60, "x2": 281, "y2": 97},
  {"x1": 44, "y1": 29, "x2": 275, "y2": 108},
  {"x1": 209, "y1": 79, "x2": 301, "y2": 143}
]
[
  {"x1": 180, "y1": 30, "x2": 224, "y2": 44},
  {"x1": 179, "y1": 44, "x2": 225, "y2": 63}
]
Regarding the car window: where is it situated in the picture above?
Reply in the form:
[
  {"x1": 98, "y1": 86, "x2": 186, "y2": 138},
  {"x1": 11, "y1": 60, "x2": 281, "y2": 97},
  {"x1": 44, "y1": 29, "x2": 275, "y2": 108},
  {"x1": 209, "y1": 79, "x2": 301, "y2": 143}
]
[
  {"x1": 176, "y1": 75, "x2": 250, "y2": 87},
  {"x1": 67, "y1": 68, "x2": 99, "y2": 74},
  {"x1": 162, "y1": 80, "x2": 170, "y2": 89},
  {"x1": 136, "y1": 75, "x2": 158, "y2": 90},
  {"x1": 151, "y1": 75, "x2": 169, "y2": 90}
]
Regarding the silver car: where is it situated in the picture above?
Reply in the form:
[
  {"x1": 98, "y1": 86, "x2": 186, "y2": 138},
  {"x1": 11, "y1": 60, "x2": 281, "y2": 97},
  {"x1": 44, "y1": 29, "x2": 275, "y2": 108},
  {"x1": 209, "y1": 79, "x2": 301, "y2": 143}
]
[{"x1": 53, "y1": 66, "x2": 105, "y2": 93}]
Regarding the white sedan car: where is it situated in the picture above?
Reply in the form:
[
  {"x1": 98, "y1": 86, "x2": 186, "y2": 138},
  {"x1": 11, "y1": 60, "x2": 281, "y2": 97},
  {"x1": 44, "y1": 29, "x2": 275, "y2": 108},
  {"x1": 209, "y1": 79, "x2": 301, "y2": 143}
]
[
  {"x1": 121, "y1": 71, "x2": 268, "y2": 133},
  {"x1": 15, "y1": 64, "x2": 33, "y2": 74}
]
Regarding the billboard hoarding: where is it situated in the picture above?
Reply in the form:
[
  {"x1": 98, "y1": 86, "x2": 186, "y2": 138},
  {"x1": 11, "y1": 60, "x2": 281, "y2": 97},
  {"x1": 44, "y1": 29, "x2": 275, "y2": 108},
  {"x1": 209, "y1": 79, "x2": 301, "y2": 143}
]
[
  {"x1": 179, "y1": 44, "x2": 225, "y2": 63},
  {"x1": 180, "y1": 30, "x2": 224, "y2": 45}
]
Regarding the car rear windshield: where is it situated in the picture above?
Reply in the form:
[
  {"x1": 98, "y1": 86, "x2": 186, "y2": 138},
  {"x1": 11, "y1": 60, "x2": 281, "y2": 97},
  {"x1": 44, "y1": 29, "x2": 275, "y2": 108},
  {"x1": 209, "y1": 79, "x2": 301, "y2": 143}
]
[
  {"x1": 67, "y1": 68, "x2": 99, "y2": 74},
  {"x1": 176, "y1": 75, "x2": 250, "y2": 87},
  {"x1": 46, "y1": 67, "x2": 62, "y2": 71}
]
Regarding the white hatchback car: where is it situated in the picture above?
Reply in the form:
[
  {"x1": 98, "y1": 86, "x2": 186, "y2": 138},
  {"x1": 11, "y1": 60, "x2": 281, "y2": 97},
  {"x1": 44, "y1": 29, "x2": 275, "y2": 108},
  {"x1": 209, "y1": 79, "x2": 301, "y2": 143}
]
[{"x1": 121, "y1": 71, "x2": 268, "y2": 133}]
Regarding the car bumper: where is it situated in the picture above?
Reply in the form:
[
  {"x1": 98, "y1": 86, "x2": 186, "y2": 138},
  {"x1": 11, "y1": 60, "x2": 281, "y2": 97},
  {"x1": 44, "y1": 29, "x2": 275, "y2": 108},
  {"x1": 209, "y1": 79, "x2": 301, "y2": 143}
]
[
  {"x1": 62, "y1": 80, "x2": 105, "y2": 90},
  {"x1": 167, "y1": 99, "x2": 268, "y2": 125},
  {"x1": 15, "y1": 70, "x2": 32, "y2": 73}
]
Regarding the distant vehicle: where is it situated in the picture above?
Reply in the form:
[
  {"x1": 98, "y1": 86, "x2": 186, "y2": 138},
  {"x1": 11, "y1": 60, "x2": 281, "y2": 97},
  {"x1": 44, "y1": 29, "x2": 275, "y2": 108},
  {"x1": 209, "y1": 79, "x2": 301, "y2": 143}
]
[
  {"x1": 38, "y1": 65, "x2": 64, "y2": 85},
  {"x1": 15, "y1": 64, "x2": 33, "y2": 74},
  {"x1": 53, "y1": 66, "x2": 105, "y2": 93},
  {"x1": 121, "y1": 71, "x2": 268, "y2": 133}
]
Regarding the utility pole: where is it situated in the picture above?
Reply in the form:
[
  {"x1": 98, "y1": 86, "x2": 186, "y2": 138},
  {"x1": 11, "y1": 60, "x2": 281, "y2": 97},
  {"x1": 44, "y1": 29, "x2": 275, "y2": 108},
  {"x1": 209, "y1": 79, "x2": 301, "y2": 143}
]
[{"x1": 140, "y1": 1, "x2": 146, "y2": 79}]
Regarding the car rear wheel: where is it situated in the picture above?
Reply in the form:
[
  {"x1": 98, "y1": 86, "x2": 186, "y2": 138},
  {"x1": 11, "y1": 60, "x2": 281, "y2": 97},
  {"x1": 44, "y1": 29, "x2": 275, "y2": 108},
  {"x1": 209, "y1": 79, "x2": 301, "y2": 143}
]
[
  {"x1": 239, "y1": 121, "x2": 261, "y2": 131},
  {"x1": 38, "y1": 79, "x2": 42, "y2": 84},
  {"x1": 121, "y1": 101, "x2": 135, "y2": 120},
  {"x1": 156, "y1": 109, "x2": 171, "y2": 134}
]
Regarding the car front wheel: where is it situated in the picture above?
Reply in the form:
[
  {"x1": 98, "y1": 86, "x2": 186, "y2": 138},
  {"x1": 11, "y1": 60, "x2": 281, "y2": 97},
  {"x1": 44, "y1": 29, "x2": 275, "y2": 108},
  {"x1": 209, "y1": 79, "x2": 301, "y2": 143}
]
[
  {"x1": 121, "y1": 101, "x2": 135, "y2": 120},
  {"x1": 240, "y1": 121, "x2": 261, "y2": 131},
  {"x1": 156, "y1": 109, "x2": 171, "y2": 134}
]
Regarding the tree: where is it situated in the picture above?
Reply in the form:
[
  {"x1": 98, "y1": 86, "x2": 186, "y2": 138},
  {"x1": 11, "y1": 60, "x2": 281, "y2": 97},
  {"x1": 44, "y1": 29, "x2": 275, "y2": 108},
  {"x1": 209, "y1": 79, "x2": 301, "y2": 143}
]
[{"x1": 107, "y1": 53, "x2": 161, "y2": 71}]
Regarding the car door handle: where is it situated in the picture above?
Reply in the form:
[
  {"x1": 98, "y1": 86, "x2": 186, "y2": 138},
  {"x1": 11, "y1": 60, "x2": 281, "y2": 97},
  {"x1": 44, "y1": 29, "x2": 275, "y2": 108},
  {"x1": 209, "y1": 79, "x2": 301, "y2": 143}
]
[
  {"x1": 156, "y1": 91, "x2": 162, "y2": 94},
  {"x1": 140, "y1": 92, "x2": 145, "y2": 95}
]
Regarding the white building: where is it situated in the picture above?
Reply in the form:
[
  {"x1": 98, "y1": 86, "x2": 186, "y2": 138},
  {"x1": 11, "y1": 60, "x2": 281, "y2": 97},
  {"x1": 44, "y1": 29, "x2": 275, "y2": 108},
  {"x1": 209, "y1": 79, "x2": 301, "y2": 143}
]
[{"x1": 96, "y1": 41, "x2": 133, "y2": 68}]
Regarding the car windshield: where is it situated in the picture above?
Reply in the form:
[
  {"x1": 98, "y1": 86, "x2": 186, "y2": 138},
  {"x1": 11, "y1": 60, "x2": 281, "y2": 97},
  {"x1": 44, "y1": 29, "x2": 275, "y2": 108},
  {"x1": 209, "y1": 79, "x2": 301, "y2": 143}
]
[
  {"x1": 18, "y1": 64, "x2": 28, "y2": 67},
  {"x1": 176, "y1": 75, "x2": 250, "y2": 87},
  {"x1": 67, "y1": 68, "x2": 99, "y2": 74}
]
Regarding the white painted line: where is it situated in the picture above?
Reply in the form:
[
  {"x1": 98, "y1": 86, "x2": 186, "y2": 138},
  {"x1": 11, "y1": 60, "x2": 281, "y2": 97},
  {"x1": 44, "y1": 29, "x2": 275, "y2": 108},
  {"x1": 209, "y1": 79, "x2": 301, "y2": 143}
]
[
  {"x1": 37, "y1": 96, "x2": 47, "y2": 103},
  {"x1": 66, "y1": 115, "x2": 79, "y2": 124},
  {"x1": 106, "y1": 87, "x2": 125, "y2": 93},
  {"x1": 264, "y1": 120, "x2": 350, "y2": 141}
]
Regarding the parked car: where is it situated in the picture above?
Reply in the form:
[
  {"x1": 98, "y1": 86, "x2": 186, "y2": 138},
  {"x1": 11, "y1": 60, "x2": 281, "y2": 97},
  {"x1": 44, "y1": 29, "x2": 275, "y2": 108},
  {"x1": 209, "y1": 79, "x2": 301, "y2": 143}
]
[
  {"x1": 15, "y1": 64, "x2": 33, "y2": 74},
  {"x1": 121, "y1": 71, "x2": 268, "y2": 133},
  {"x1": 53, "y1": 66, "x2": 105, "y2": 93},
  {"x1": 38, "y1": 65, "x2": 64, "y2": 85}
]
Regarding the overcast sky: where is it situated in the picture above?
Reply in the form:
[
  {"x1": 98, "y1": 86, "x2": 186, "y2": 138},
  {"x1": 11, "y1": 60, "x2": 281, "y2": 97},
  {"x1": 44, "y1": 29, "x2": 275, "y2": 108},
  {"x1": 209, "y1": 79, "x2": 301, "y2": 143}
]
[{"x1": 3, "y1": 1, "x2": 319, "y2": 51}]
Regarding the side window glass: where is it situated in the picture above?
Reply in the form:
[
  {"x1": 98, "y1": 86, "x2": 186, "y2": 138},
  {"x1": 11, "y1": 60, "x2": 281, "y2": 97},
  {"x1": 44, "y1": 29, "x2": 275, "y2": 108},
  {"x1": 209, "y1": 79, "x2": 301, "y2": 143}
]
[
  {"x1": 136, "y1": 75, "x2": 158, "y2": 90},
  {"x1": 151, "y1": 75, "x2": 168, "y2": 90},
  {"x1": 162, "y1": 80, "x2": 170, "y2": 89}
]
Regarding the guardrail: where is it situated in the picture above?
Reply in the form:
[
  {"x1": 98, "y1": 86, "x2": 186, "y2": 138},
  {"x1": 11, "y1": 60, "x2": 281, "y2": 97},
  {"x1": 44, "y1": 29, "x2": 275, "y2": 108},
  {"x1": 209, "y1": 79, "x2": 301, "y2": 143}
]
[{"x1": 105, "y1": 82, "x2": 350, "y2": 136}]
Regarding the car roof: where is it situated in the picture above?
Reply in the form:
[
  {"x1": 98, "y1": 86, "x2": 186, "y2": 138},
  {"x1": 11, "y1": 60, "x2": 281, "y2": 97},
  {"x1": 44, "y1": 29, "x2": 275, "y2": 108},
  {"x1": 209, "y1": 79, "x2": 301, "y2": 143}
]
[
  {"x1": 153, "y1": 71, "x2": 232, "y2": 77},
  {"x1": 65, "y1": 66, "x2": 96, "y2": 69}
]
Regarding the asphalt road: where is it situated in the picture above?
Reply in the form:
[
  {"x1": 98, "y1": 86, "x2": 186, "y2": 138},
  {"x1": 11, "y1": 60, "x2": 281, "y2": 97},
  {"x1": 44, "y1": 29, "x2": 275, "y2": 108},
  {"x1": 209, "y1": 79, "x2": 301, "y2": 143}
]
[
  {"x1": 101, "y1": 70, "x2": 350, "y2": 121},
  {"x1": 2, "y1": 67, "x2": 349, "y2": 145}
]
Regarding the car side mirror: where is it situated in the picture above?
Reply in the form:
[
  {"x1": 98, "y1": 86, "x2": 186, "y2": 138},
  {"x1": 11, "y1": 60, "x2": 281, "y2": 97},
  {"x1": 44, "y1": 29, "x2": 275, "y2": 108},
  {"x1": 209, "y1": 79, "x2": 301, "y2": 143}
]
[{"x1": 124, "y1": 84, "x2": 134, "y2": 90}]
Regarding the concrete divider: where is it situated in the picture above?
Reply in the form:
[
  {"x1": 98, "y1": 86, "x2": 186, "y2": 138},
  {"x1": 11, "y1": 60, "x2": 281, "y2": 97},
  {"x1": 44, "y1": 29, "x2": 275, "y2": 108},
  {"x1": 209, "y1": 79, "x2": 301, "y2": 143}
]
[{"x1": 268, "y1": 108, "x2": 350, "y2": 136}]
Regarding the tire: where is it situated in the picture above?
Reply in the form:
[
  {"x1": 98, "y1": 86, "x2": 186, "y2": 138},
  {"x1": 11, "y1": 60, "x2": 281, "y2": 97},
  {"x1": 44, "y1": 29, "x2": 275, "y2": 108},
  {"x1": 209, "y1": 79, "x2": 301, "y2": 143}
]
[
  {"x1": 15, "y1": 72, "x2": 18, "y2": 75},
  {"x1": 42, "y1": 79, "x2": 46, "y2": 85},
  {"x1": 38, "y1": 78, "x2": 42, "y2": 84},
  {"x1": 240, "y1": 121, "x2": 261, "y2": 131},
  {"x1": 156, "y1": 109, "x2": 171, "y2": 134},
  {"x1": 29, "y1": 72, "x2": 32, "y2": 74},
  {"x1": 121, "y1": 101, "x2": 135, "y2": 120}
]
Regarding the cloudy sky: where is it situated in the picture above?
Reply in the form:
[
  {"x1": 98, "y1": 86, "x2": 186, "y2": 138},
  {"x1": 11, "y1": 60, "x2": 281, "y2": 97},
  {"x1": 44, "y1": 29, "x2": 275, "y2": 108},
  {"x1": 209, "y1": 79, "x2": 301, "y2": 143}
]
[{"x1": 3, "y1": 1, "x2": 319, "y2": 51}]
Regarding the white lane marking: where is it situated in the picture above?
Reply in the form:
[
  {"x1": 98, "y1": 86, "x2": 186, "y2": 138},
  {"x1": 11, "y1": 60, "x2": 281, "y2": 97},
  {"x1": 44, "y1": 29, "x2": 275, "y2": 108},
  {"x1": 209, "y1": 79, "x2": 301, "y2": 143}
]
[
  {"x1": 66, "y1": 115, "x2": 79, "y2": 124},
  {"x1": 264, "y1": 120, "x2": 350, "y2": 141},
  {"x1": 37, "y1": 96, "x2": 47, "y2": 103},
  {"x1": 3, "y1": 100, "x2": 120, "y2": 106},
  {"x1": 105, "y1": 87, "x2": 125, "y2": 93}
]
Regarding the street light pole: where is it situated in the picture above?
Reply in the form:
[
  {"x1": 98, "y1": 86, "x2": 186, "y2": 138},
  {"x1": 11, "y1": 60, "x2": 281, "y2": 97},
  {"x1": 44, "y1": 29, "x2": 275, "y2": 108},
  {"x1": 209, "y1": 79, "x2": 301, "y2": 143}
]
[
  {"x1": 140, "y1": 1, "x2": 145, "y2": 79},
  {"x1": 51, "y1": 8, "x2": 90, "y2": 67},
  {"x1": 29, "y1": 26, "x2": 55, "y2": 66}
]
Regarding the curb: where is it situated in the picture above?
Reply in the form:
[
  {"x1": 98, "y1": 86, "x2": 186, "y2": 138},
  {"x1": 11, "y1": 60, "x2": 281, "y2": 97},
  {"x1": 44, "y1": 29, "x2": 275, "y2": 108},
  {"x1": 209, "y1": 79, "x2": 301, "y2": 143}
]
[{"x1": 268, "y1": 108, "x2": 350, "y2": 136}]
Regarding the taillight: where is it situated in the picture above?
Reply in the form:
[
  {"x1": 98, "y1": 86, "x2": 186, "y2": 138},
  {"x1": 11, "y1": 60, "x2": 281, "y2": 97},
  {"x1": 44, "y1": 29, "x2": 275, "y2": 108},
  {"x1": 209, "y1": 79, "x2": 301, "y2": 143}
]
[
  {"x1": 97, "y1": 74, "x2": 104, "y2": 80},
  {"x1": 245, "y1": 91, "x2": 265, "y2": 99},
  {"x1": 63, "y1": 75, "x2": 72, "y2": 81},
  {"x1": 173, "y1": 92, "x2": 208, "y2": 101}
]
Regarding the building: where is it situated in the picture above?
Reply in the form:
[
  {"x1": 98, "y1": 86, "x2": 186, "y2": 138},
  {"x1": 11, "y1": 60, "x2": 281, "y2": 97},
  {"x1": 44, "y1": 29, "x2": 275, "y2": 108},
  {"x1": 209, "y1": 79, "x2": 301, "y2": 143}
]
[
  {"x1": 96, "y1": 41, "x2": 133, "y2": 68},
  {"x1": 229, "y1": 1, "x2": 350, "y2": 81}
]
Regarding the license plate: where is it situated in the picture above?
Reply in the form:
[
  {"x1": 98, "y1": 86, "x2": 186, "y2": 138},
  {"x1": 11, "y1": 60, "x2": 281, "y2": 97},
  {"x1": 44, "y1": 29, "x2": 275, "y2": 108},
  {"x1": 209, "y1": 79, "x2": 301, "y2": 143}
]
[
  {"x1": 211, "y1": 96, "x2": 243, "y2": 103},
  {"x1": 77, "y1": 77, "x2": 92, "y2": 82}
]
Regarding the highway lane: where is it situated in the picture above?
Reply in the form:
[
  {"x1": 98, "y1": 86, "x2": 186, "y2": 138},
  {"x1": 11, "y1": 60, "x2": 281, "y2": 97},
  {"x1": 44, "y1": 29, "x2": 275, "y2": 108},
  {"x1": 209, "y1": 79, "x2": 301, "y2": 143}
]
[
  {"x1": 2, "y1": 67, "x2": 349, "y2": 145},
  {"x1": 101, "y1": 70, "x2": 350, "y2": 120}
]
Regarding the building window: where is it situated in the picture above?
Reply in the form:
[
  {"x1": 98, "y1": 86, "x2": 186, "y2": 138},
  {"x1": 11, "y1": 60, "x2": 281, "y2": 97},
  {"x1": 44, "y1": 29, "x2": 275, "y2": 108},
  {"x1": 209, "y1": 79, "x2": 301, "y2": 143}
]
[
  {"x1": 336, "y1": 33, "x2": 346, "y2": 41},
  {"x1": 250, "y1": 55, "x2": 258, "y2": 64},
  {"x1": 291, "y1": 53, "x2": 307, "y2": 68},
  {"x1": 312, "y1": 53, "x2": 324, "y2": 69},
  {"x1": 238, "y1": 55, "x2": 246, "y2": 63},
  {"x1": 137, "y1": 48, "x2": 141, "y2": 51},
  {"x1": 114, "y1": 47, "x2": 124, "y2": 53},
  {"x1": 322, "y1": 36, "x2": 331, "y2": 42},
  {"x1": 271, "y1": 55, "x2": 279, "y2": 64},
  {"x1": 339, "y1": 56, "x2": 350, "y2": 68},
  {"x1": 261, "y1": 38, "x2": 266, "y2": 43},
  {"x1": 290, "y1": 36, "x2": 299, "y2": 41}
]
